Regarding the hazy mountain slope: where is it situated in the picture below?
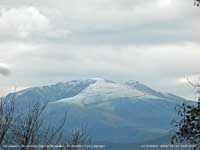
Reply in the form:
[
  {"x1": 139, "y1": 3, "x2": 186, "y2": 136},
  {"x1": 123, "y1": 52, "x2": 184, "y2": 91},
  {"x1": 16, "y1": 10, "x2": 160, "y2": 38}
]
[
  {"x1": 3, "y1": 79, "x2": 96, "y2": 106},
  {"x1": 1, "y1": 78, "x2": 192, "y2": 143}
]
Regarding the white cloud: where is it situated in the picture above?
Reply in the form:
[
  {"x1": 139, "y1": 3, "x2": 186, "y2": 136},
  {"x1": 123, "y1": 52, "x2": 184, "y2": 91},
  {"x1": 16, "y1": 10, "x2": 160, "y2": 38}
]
[
  {"x1": 0, "y1": 6, "x2": 73, "y2": 42},
  {"x1": 0, "y1": 7, "x2": 49, "y2": 39}
]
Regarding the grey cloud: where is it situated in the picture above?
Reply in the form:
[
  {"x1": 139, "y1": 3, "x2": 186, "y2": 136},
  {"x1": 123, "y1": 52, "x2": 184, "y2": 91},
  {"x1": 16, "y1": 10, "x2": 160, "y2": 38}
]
[
  {"x1": 0, "y1": 64, "x2": 10, "y2": 76},
  {"x1": 0, "y1": 0, "x2": 199, "y2": 100},
  {"x1": 0, "y1": 41, "x2": 199, "y2": 99},
  {"x1": 0, "y1": 0, "x2": 199, "y2": 45}
]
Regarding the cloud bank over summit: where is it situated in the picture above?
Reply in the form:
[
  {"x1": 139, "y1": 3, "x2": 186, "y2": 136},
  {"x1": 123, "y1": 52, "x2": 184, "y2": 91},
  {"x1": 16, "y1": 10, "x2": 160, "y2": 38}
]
[{"x1": 0, "y1": 0, "x2": 199, "y2": 99}]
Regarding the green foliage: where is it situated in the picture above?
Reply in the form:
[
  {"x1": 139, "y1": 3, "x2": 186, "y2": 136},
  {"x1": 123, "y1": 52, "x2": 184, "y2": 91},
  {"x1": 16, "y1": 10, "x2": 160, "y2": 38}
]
[{"x1": 171, "y1": 103, "x2": 200, "y2": 148}]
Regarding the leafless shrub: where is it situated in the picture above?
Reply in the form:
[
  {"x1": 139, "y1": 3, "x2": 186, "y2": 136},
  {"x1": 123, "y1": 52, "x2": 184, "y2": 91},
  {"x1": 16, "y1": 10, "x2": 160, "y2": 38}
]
[
  {"x1": 2, "y1": 101, "x2": 91, "y2": 150},
  {"x1": 0, "y1": 96, "x2": 15, "y2": 145}
]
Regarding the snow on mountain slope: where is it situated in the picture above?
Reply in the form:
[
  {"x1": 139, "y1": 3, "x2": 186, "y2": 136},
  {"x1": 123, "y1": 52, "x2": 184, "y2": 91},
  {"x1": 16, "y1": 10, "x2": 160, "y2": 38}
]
[
  {"x1": 3, "y1": 78, "x2": 186, "y2": 108},
  {"x1": 42, "y1": 78, "x2": 190, "y2": 143},
  {"x1": 53, "y1": 79, "x2": 144, "y2": 106},
  {"x1": 125, "y1": 80, "x2": 186, "y2": 101},
  {"x1": 125, "y1": 80, "x2": 167, "y2": 97},
  {"x1": 2, "y1": 78, "x2": 192, "y2": 143},
  {"x1": 3, "y1": 79, "x2": 96, "y2": 106},
  {"x1": 51, "y1": 78, "x2": 185, "y2": 106}
]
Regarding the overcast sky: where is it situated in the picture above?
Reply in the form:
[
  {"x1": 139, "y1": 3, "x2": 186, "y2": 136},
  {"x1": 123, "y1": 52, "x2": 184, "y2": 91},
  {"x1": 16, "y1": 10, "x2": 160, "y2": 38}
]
[{"x1": 0, "y1": 0, "x2": 199, "y2": 99}]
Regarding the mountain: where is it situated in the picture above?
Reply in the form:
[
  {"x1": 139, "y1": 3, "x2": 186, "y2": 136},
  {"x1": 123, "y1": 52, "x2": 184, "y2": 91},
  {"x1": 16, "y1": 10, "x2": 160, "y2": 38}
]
[
  {"x1": 4, "y1": 79, "x2": 96, "y2": 106},
  {"x1": 2, "y1": 78, "x2": 191, "y2": 144}
]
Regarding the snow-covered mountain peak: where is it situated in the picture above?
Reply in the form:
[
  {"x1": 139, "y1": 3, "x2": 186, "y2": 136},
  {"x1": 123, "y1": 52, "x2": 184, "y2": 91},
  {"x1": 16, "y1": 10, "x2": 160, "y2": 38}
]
[
  {"x1": 89, "y1": 77, "x2": 105, "y2": 81},
  {"x1": 88, "y1": 78, "x2": 116, "y2": 84},
  {"x1": 125, "y1": 80, "x2": 163, "y2": 97},
  {"x1": 125, "y1": 80, "x2": 186, "y2": 102},
  {"x1": 4, "y1": 78, "x2": 186, "y2": 109},
  {"x1": 125, "y1": 80, "x2": 150, "y2": 88},
  {"x1": 126, "y1": 80, "x2": 140, "y2": 85},
  {"x1": 54, "y1": 79, "x2": 143, "y2": 106}
]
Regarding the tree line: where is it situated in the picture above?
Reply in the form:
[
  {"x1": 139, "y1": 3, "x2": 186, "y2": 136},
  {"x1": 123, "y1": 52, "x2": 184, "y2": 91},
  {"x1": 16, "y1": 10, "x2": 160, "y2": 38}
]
[{"x1": 0, "y1": 96, "x2": 91, "y2": 150}]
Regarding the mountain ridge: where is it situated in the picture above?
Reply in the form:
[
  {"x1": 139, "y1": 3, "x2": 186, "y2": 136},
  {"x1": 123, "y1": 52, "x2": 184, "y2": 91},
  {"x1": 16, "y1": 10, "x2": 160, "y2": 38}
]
[
  {"x1": 1, "y1": 78, "x2": 191, "y2": 143},
  {"x1": 3, "y1": 78, "x2": 187, "y2": 104}
]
